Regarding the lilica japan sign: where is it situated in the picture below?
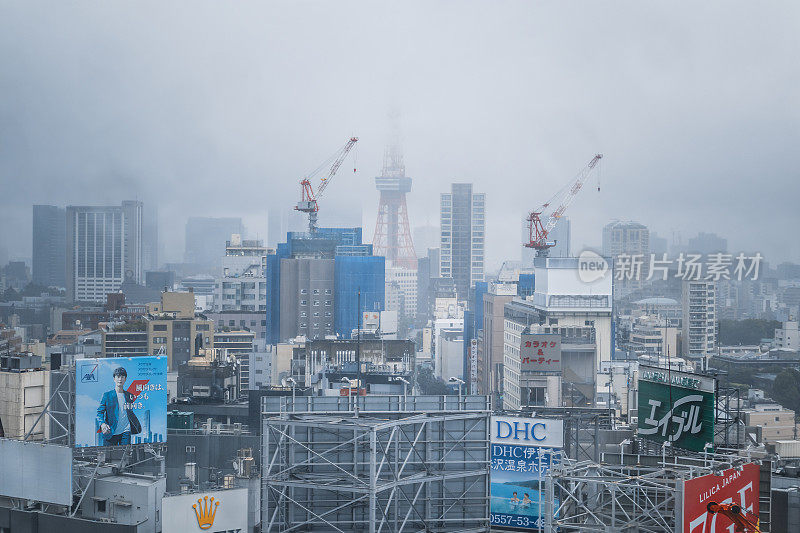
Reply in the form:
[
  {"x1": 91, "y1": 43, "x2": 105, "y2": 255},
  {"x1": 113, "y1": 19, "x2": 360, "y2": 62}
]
[{"x1": 637, "y1": 365, "x2": 716, "y2": 452}]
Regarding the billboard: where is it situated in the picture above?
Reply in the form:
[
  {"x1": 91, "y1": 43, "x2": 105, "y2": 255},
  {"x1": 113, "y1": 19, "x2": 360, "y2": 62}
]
[
  {"x1": 75, "y1": 356, "x2": 167, "y2": 448},
  {"x1": 520, "y1": 334, "x2": 561, "y2": 373},
  {"x1": 162, "y1": 488, "x2": 248, "y2": 533},
  {"x1": 0, "y1": 439, "x2": 72, "y2": 505},
  {"x1": 637, "y1": 365, "x2": 715, "y2": 452},
  {"x1": 490, "y1": 416, "x2": 563, "y2": 530},
  {"x1": 683, "y1": 463, "x2": 760, "y2": 533},
  {"x1": 469, "y1": 339, "x2": 479, "y2": 393}
]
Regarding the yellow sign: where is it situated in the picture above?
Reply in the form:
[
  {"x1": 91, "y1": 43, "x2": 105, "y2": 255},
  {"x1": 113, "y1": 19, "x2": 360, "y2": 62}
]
[{"x1": 193, "y1": 495, "x2": 220, "y2": 530}]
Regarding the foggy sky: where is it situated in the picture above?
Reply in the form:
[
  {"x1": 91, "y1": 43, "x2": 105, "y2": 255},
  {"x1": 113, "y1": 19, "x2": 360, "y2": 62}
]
[{"x1": 1, "y1": 1, "x2": 798, "y2": 270}]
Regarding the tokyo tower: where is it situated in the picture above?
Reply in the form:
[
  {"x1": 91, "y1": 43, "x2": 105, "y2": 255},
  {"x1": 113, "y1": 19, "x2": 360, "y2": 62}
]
[{"x1": 372, "y1": 145, "x2": 417, "y2": 268}]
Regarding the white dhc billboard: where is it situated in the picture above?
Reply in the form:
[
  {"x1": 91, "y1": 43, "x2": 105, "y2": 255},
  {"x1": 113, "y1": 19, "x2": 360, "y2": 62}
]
[
  {"x1": 490, "y1": 416, "x2": 564, "y2": 530},
  {"x1": 0, "y1": 438, "x2": 73, "y2": 505},
  {"x1": 162, "y1": 488, "x2": 248, "y2": 533}
]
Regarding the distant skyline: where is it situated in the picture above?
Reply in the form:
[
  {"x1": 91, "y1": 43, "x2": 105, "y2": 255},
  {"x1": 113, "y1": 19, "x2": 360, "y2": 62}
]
[{"x1": 1, "y1": 2, "x2": 798, "y2": 269}]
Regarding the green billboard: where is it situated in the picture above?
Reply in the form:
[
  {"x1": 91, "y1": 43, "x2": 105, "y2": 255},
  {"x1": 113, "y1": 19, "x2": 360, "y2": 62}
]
[{"x1": 637, "y1": 366, "x2": 715, "y2": 452}]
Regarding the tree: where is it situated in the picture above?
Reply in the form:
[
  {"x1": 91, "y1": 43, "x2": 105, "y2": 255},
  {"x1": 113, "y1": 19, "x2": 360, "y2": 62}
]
[
  {"x1": 416, "y1": 366, "x2": 452, "y2": 395},
  {"x1": 718, "y1": 319, "x2": 781, "y2": 346},
  {"x1": 771, "y1": 368, "x2": 800, "y2": 415}
]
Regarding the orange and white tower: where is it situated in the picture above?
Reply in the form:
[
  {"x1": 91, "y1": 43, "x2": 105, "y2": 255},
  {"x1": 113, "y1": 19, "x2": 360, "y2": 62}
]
[{"x1": 372, "y1": 146, "x2": 417, "y2": 269}]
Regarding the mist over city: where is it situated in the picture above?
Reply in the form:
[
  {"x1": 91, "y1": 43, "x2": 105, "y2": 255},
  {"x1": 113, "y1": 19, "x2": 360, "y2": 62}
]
[{"x1": 0, "y1": 2, "x2": 799, "y2": 533}]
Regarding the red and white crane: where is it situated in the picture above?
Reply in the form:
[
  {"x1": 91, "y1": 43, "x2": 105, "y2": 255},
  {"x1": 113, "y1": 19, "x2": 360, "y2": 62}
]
[
  {"x1": 524, "y1": 153, "x2": 603, "y2": 257},
  {"x1": 295, "y1": 136, "x2": 359, "y2": 233}
]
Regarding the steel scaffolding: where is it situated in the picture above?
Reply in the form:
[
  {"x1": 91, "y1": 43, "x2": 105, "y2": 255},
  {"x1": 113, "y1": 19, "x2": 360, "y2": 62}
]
[
  {"x1": 262, "y1": 395, "x2": 491, "y2": 532},
  {"x1": 549, "y1": 453, "x2": 758, "y2": 532}
]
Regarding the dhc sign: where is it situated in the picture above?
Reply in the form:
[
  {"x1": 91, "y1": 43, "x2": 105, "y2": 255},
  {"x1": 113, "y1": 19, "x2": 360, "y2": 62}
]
[{"x1": 491, "y1": 416, "x2": 564, "y2": 448}]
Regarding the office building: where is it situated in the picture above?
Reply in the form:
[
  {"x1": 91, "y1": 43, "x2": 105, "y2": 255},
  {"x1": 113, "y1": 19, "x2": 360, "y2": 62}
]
[
  {"x1": 743, "y1": 404, "x2": 796, "y2": 443},
  {"x1": 384, "y1": 265, "x2": 417, "y2": 322},
  {"x1": 602, "y1": 220, "x2": 649, "y2": 297},
  {"x1": 774, "y1": 320, "x2": 799, "y2": 351},
  {"x1": 480, "y1": 282, "x2": 516, "y2": 398},
  {"x1": 687, "y1": 232, "x2": 728, "y2": 254},
  {"x1": 145, "y1": 291, "x2": 214, "y2": 369},
  {"x1": 214, "y1": 234, "x2": 271, "y2": 313},
  {"x1": 213, "y1": 329, "x2": 255, "y2": 394},
  {"x1": 440, "y1": 183, "x2": 485, "y2": 299},
  {"x1": 279, "y1": 258, "x2": 335, "y2": 340},
  {"x1": 184, "y1": 216, "x2": 244, "y2": 268},
  {"x1": 66, "y1": 201, "x2": 143, "y2": 303},
  {"x1": 503, "y1": 256, "x2": 613, "y2": 410},
  {"x1": 32, "y1": 205, "x2": 66, "y2": 288},
  {"x1": 266, "y1": 228, "x2": 384, "y2": 344},
  {"x1": 142, "y1": 203, "x2": 159, "y2": 271},
  {"x1": 0, "y1": 352, "x2": 50, "y2": 440},
  {"x1": 682, "y1": 280, "x2": 717, "y2": 364},
  {"x1": 334, "y1": 255, "x2": 385, "y2": 338}
]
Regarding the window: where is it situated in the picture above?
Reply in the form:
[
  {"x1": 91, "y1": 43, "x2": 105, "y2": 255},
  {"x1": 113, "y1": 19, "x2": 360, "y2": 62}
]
[
  {"x1": 313, "y1": 289, "x2": 320, "y2": 295},
  {"x1": 196, "y1": 324, "x2": 209, "y2": 331},
  {"x1": 152, "y1": 337, "x2": 167, "y2": 344},
  {"x1": 153, "y1": 324, "x2": 167, "y2": 331},
  {"x1": 186, "y1": 445, "x2": 196, "y2": 453},
  {"x1": 313, "y1": 300, "x2": 320, "y2": 306},
  {"x1": 261, "y1": 320, "x2": 267, "y2": 326},
  {"x1": 300, "y1": 289, "x2": 308, "y2": 294},
  {"x1": 95, "y1": 499, "x2": 107, "y2": 513},
  {"x1": 300, "y1": 300, "x2": 307, "y2": 305}
]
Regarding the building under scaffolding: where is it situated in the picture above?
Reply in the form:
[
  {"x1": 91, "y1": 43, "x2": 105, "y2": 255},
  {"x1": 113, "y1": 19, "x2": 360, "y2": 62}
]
[{"x1": 261, "y1": 395, "x2": 491, "y2": 532}]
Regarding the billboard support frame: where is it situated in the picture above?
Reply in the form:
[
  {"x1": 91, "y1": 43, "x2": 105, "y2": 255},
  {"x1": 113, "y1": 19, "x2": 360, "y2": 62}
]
[{"x1": 24, "y1": 369, "x2": 74, "y2": 446}]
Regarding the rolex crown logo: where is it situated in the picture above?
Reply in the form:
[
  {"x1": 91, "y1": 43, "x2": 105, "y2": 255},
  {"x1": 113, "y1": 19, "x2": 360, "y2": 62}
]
[{"x1": 193, "y1": 495, "x2": 220, "y2": 530}]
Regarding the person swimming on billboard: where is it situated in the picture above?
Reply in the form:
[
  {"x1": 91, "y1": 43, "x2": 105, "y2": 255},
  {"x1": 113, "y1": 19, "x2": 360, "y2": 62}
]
[
  {"x1": 96, "y1": 366, "x2": 141, "y2": 445},
  {"x1": 510, "y1": 492, "x2": 521, "y2": 506},
  {"x1": 521, "y1": 493, "x2": 532, "y2": 508}
]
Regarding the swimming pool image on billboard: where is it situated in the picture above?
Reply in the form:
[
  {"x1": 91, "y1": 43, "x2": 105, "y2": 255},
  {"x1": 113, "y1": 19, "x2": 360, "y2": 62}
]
[
  {"x1": 490, "y1": 443, "x2": 561, "y2": 529},
  {"x1": 75, "y1": 356, "x2": 168, "y2": 448}
]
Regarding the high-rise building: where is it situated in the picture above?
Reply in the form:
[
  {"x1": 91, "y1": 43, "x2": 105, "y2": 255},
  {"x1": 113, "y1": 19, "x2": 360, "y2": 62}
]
[
  {"x1": 481, "y1": 283, "x2": 516, "y2": 399},
  {"x1": 142, "y1": 204, "x2": 159, "y2": 271},
  {"x1": 214, "y1": 234, "x2": 272, "y2": 313},
  {"x1": 682, "y1": 280, "x2": 716, "y2": 365},
  {"x1": 66, "y1": 201, "x2": 143, "y2": 303},
  {"x1": 440, "y1": 184, "x2": 485, "y2": 299},
  {"x1": 32, "y1": 205, "x2": 66, "y2": 288},
  {"x1": 687, "y1": 232, "x2": 728, "y2": 255},
  {"x1": 184, "y1": 217, "x2": 244, "y2": 268},
  {"x1": 503, "y1": 256, "x2": 613, "y2": 410},
  {"x1": 602, "y1": 220, "x2": 650, "y2": 297},
  {"x1": 334, "y1": 256, "x2": 386, "y2": 338},
  {"x1": 266, "y1": 229, "x2": 384, "y2": 344}
]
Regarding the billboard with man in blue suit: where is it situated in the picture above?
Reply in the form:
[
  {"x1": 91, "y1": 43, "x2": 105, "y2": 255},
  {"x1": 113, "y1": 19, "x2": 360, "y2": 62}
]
[{"x1": 75, "y1": 356, "x2": 167, "y2": 447}]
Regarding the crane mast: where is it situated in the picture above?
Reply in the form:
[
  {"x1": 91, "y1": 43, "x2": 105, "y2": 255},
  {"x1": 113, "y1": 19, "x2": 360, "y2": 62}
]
[
  {"x1": 525, "y1": 153, "x2": 603, "y2": 257},
  {"x1": 295, "y1": 137, "x2": 359, "y2": 233}
]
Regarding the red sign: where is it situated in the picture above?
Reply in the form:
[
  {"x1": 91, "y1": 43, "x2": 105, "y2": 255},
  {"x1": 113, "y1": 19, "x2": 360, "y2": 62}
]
[{"x1": 683, "y1": 463, "x2": 760, "y2": 533}]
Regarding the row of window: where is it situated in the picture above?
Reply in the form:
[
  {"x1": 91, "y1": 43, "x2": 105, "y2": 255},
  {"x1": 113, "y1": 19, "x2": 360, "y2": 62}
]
[{"x1": 300, "y1": 288, "x2": 332, "y2": 295}]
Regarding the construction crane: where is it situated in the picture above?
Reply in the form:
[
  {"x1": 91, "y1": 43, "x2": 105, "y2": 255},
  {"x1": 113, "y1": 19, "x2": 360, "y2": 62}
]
[
  {"x1": 295, "y1": 137, "x2": 359, "y2": 233},
  {"x1": 524, "y1": 153, "x2": 603, "y2": 257},
  {"x1": 707, "y1": 502, "x2": 761, "y2": 533}
]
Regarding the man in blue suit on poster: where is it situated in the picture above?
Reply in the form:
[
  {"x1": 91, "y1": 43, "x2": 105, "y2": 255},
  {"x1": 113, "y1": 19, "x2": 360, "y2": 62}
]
[{"x1": 96, "y1": 366, "x2": 141, "y2": 445}]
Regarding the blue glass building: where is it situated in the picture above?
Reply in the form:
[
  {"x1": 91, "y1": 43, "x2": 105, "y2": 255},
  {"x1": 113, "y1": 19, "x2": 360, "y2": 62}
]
[
  {"x1": 334, "y1": 256, "x2": 385, "y2": 338},
  {"x1": 266, "y1": 228, "x2": 385, "y2": 344}
]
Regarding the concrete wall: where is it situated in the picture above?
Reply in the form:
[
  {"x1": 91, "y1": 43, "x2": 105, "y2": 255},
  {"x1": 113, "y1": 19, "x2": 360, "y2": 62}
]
[{"x1": 0, "y1": 370, "x2": 50, "y2": 440}]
